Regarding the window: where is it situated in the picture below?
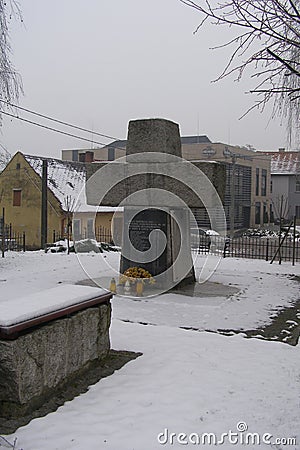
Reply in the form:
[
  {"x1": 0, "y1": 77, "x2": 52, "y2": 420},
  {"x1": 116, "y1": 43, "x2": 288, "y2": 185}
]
[
  {"x1": 296, "y1": 206, "x2": 300, "y2": 219},
  {"x1": 73, "y1": 219, "x2": 81, "y2": 240},
  {"x1": 16, "y1": 163, "x2": 20, "y2": 170},
  {"x1": 234, "y1": 168, "x2": 242, "y2": 189},
  {"x1": 263, "y1": 203, "x2": 268, "y2": 223},
  {"x1": 87, "y1": 218, "x2": 94, "y2": 238},
  {"x1": 13, "y1": 189, "x2": 21, "y2": 206},
  {"x1": 256, "y1": 168, "x2": 259, "y2": 196},
  {"x1": 261, "y1": 169, "x2": 267, "y2": 196},
  {"x1": 255, "y1": 202, "x2": 261, "y2": 225},
  {"x1": 296, "y1": 176, "x2": 300, "y2": 192},
  {"x1": 270, "y1": 204, "x2": 274, "y2": 223},
  {"x1": 108, "y1": 147, "x2": 115, "y2": 161},
  {"x1": 270, "y1": 179, "x2": 273, "y2": 194}
]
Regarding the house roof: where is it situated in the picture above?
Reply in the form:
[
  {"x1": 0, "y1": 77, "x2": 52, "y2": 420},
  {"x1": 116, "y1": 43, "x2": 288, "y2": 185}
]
[
  {"x1": 180, "y1": 135, "x2": 211, "y2": 145},
  {"x1": 263, "y1": 151, "x2": 300, "y2": 175},
  {"x1": 102, "y1": 135, "x2": 211, "y2": 150},
  {"x1": 106, "y1": 139, "x2": 127, "y2": 149},
  {"x1": 24, "y1": 154, "x2": 120, "y2": 213}
]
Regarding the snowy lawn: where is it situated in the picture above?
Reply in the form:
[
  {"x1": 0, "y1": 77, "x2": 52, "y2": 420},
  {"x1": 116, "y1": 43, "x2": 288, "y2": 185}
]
[{"x1": 0, "y1": 251, "x2": 300, "y2": 449}]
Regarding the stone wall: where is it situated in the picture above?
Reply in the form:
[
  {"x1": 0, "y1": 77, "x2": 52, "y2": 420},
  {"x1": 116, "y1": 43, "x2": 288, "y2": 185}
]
[{"x1": 0, "y1": 302, "x2": 111, "y2": 418}]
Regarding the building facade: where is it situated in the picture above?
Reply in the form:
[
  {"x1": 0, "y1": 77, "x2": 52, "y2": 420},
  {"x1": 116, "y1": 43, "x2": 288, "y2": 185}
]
[
  {"x1": 0, "y1": 152, "x2": 117, "y2": 249},
  {"x1": 261, "y1": 150, "x2": 300, "y2": 224},
  {"x1": 181, "y1": 139, "x2": 271, "y2": 230}
]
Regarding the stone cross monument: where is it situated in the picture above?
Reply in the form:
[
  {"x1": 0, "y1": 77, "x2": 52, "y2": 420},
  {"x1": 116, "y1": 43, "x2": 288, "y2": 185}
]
[
  {"x1": 121, "y1": 118, "x2": 195, "y2": 287},
  {"x1": 86, "y1": 118, "x2": 226, "y2": 292}
]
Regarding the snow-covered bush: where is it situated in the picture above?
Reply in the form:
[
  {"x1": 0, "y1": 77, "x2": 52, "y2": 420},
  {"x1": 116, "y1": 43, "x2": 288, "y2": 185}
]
[{"x1": 74, "y1": 239, "x2": 102, "y2": 253}]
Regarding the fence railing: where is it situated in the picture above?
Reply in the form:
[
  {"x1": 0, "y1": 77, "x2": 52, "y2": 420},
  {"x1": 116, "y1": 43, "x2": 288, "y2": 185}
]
[
  {"x1": 0, "y1": 223, "x2": 26, "y2": 255},
  {"x1": 95, "y1": 226, "x2": 113, "y2": 244},
  {"x1": 192, "y1": 235, "x2": 300, "y2": 263},
  {"x1": 52, "y1": 226, "x2": 113, "y2": 245},
  {"x1": 4, "y1": 224, "x2": 296, "y2": 263}
]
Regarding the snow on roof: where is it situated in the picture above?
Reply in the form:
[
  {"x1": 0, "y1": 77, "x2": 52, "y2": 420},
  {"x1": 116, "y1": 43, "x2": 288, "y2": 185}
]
[
  {"x1": 24, "y1": 154, "x2": 120, "y2": 213},
  {"x1": 263, "y1": 151, "x2": 300, "y2": 175}
]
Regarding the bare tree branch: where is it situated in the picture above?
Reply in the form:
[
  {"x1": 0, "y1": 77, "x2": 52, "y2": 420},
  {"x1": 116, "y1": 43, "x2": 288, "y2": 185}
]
[
  {"x1": 0, "y1": 0, "x2": 23, "y2": 123},
  {"x1": 179, "y1": 0, "x2": 300, "y2": 144},
  {"x1": 267, "y1": 47, "x2": 300, "y2": 75}
]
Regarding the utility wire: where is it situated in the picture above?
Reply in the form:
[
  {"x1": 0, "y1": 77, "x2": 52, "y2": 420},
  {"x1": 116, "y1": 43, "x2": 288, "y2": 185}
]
[
  {"x1": 0, "y1": 142, "x2": 11, "y2": 155},
  {"x1": 0, "y1": 99, "x2": 119, "y2": 141},
  {"x1": 0, "y1": 100, "x2": 283, "y2": 159},
  {"x1": 1, "y1": 111, "x2": 111, "y2": 146}
]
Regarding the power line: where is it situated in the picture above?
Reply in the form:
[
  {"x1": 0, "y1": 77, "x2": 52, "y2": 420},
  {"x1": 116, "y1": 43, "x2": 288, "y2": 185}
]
[
  {"x1": 0, "y1": 102, "x2": 281, "y2": 160},
  {"x1": 0, "y1": 99, "x2": 119, "y2": 141},
  {"x1": 1, "y1": 111, "x2": 111, "y2": 146}
]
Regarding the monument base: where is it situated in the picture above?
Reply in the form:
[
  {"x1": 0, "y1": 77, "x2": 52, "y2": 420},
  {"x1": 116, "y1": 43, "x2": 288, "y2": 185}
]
[{"x1": 172, "y1": 271, "x2": 196, "y2": 289}]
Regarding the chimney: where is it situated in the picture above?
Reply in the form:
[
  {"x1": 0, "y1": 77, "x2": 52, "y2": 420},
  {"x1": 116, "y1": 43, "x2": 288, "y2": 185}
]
[
  {"x1": 84, "y1": 151, "x2": 94, "y2": 162},
  {"x1": 278, "y1": 147, "x2": 285, "y2": 153}
]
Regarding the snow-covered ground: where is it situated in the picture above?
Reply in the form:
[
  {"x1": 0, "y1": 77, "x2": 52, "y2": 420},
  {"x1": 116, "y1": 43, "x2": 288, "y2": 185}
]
[{"x1": 1, "y1": 251, "x2": 300, "y2": 449}]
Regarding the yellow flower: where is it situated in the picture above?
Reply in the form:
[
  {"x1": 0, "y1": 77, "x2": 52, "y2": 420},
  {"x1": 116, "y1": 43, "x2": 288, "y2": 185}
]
[{"x1": 119, "y1": 267, "x2": 155, "y2": 285}]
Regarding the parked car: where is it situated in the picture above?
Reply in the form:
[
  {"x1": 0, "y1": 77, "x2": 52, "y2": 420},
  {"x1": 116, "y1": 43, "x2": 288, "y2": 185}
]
[
  {"x1": 190, "y1": 228, "x2": 230, "y2": 253},
  {"x1": 190, "y1": 228, "x2": 211, "y2": 251}
]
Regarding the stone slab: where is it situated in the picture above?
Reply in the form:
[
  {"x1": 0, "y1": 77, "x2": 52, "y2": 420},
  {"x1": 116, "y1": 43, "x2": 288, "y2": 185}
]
[
  {"x1": 0, "y1": 302, "x2": 111, "y2": 418},
  {"x1": 0, "y1": 284, "x2": 110, "y2": 327}
]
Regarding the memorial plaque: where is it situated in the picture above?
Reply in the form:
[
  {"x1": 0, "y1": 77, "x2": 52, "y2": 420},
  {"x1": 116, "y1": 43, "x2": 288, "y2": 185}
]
[{"x1": 121, "y1": 208, "x2": 168, "y2": 276}]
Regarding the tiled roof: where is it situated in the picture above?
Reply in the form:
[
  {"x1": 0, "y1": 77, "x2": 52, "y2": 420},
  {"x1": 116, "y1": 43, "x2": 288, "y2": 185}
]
[
  {"x1": 263, "y1": 151, "x2": 300, "y2": 175},
  {"x1": 24, "y1": 154, "x2": 120, "y2": 213}
]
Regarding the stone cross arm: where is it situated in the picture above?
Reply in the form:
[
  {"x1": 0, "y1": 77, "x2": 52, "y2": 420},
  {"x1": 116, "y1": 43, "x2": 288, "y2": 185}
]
[{"x1": 85, "y1": 160, "x2": 226, "y2": 209}]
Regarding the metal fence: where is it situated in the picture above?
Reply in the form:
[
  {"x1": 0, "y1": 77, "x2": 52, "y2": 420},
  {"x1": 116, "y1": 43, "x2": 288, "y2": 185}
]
[
  {"x1": 3, "y1": 221, "x2": 298, "y2": 264},
  {"x1": 193, "y1": 235, "x2": 300, "y2": 263},
  {"x1": 0, "y1": 223, "x2": 26, "y2": 255},
  {"x1": 95, "y1": 226, "x2": 113, "y2": 244},
  {"x1": 52, "y1": 226, "x2": 113, "y2": 245}
]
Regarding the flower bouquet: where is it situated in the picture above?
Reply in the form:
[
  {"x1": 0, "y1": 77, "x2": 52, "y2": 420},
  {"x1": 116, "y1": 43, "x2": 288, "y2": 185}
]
[{"x1": 119, "y1": 267, "x2": 155, "y2": 294}]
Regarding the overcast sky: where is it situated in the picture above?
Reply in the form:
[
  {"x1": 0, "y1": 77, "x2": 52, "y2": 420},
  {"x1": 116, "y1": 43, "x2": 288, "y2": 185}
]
[{"x1": 0, "y1": 0, "x2": 290, "y2": 159}]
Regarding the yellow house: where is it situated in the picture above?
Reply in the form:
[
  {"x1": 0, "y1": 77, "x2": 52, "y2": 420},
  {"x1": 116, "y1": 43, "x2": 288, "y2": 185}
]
[{"x1": 0, "y1": 152, "x2": 119, "y2": 249}]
